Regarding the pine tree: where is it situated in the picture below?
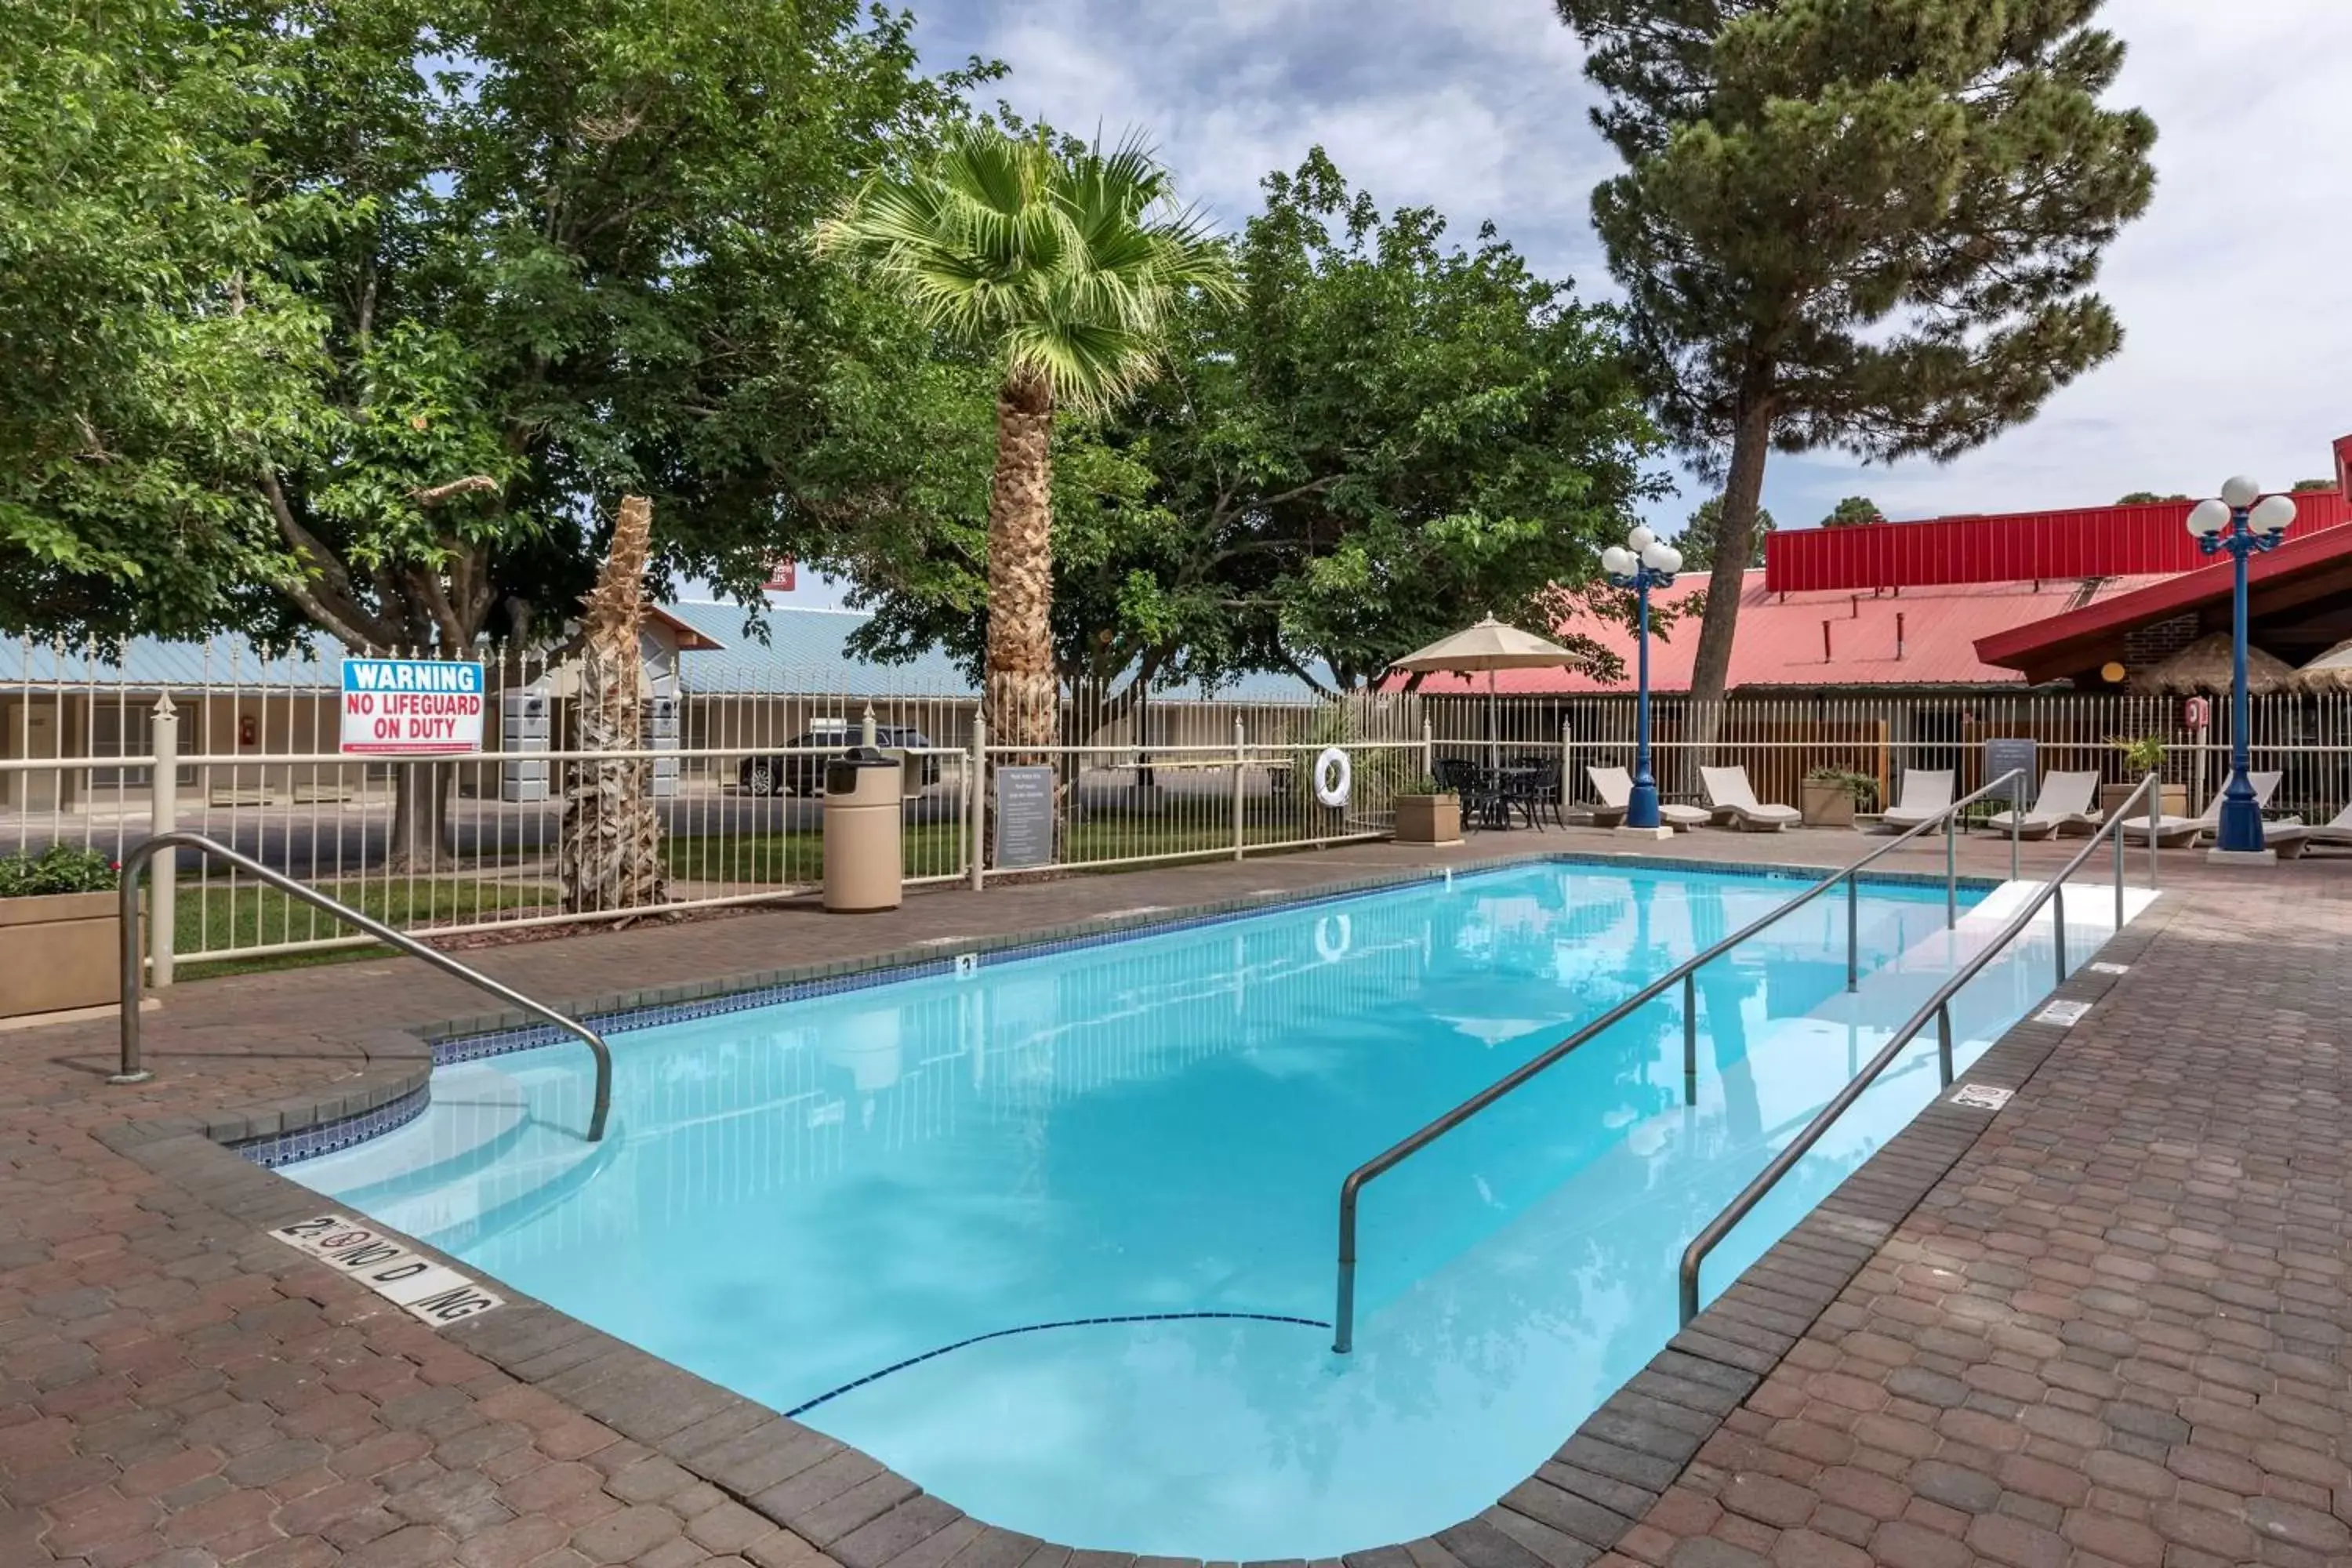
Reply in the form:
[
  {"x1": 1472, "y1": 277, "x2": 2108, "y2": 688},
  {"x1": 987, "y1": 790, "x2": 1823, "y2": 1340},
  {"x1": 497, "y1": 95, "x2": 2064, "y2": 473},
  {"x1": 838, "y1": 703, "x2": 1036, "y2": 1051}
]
[
  {"x1": 1677, "y1": 495, "x2": 1775, "y2": 571},
  {"x1": 1554, "y1": 0, "x2": 2156, "y2": 727},
  {"x1": 1820, "y1": 496, "x2": 1882, "y2": 528}
]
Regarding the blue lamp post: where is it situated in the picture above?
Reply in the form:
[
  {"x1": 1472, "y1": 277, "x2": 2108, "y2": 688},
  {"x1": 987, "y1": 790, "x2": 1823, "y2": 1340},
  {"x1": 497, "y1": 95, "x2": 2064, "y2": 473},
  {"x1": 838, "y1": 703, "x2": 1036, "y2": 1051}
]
[
  {"x1": 1603, "y1": 528, "x2": 1682, "y2": 834},
  {"x1": 2186, "y1": 477, "x2": 2296, "y2": 858}
]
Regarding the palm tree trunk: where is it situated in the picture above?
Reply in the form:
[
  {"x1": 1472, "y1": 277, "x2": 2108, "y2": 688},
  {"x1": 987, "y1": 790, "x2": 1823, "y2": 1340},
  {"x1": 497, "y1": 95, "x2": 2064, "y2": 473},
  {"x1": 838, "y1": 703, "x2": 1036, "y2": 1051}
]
[
  {"x1": 559, "y1": 495, "x2": 669, "y2": 915},
  {"x1": 983, "y1": 370, "x2": 1058, "y2": 758}
]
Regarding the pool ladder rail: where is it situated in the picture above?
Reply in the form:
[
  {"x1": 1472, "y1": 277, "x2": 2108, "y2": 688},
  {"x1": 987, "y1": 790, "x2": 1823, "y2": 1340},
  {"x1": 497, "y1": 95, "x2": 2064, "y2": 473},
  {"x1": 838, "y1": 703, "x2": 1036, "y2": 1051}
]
[
  {"x1": 110, "y1": 829, "x2": 614, "y2": 1144},
  {"x1": 1330, "y1": 769, "x2": 2156, "y2": 1355},
  {"x1": 1675, "y1": 771, "x2": 2158, "y2": 1325}
]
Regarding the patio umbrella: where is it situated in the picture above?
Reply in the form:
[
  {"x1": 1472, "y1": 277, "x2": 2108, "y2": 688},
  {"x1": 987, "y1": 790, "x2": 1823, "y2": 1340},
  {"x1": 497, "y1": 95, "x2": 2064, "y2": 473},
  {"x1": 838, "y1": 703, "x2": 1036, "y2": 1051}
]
[
  {"x1": 1388, "y1": 615, "x2": 1584, "y2": 771},
  {"x1": 2296, "y1": 637, "x2": 2352, "y2": 692},
  {"x1": 2136, "y1": 632, "x2": 2297, "y2": 695}
]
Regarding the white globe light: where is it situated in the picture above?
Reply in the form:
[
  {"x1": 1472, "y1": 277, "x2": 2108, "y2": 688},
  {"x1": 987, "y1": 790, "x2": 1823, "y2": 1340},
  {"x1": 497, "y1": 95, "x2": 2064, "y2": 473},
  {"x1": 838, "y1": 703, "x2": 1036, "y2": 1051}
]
[
  {"x1": 1659, "y1": 545, "x2": 1685, "y2": 575},
  {"x1": 2220, "y1": 474, "x2": 2263, "y2": 510},
  {"x1": 1642, "y1": 541, "x2": 1680, "y2": 573},
  {"x1": 1627, "y1": 525, "x2": 1656, "y2": 552},
  {"x1": 1601, "y1": 546, "x2": 1635, "y2": 577},
  {"x1": 2186, "y1": 499, "x2": 2230, "y2": 538},
  {"x1": 2250, "y1": 492, "x2": 2297, "y2": 534}
]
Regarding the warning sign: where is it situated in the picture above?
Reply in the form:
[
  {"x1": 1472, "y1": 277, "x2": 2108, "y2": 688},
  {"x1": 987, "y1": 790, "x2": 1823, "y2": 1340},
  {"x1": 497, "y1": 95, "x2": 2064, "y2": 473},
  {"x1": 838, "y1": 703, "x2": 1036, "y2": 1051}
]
[{"x1": 339, "y1": 659, "x2": 486, "y2": 756}]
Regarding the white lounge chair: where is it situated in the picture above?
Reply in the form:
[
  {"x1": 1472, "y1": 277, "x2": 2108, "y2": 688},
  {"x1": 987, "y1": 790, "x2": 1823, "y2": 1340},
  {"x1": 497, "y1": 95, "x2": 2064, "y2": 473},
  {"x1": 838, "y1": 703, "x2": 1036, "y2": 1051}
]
[
  {"x1": 1871, "y1": 769, "x2": 1955, "y2": 832},
  {"x1": 1981, "y1": 771, "x2": 2103, "y2": 840},
  {"x1": 1699, "y1": 766, "x2": 1802, "y2": 832},
  {"x1": 2118, "y1": 771, "x2": 2284, "y2": 848},
  {"x1": 2264, "y1": 800, "x2": 2352, "y2": 859},
  {"x1": 1585, "y1": 765, "x2": 1711, "y2": 830}
]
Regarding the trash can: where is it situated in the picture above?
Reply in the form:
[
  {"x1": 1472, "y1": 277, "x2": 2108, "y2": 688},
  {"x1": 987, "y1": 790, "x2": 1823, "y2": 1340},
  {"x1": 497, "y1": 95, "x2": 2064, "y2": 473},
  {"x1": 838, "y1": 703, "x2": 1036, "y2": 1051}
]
[{"x1": 822, "y1": 746, "x2": 904, "y2": 912}]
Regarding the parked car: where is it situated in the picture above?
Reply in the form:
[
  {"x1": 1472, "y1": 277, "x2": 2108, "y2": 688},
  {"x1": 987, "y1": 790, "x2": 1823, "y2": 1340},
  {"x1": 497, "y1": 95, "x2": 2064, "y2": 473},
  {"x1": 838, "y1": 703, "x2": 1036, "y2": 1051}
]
[{"x1": 737, "y1": 726, "x2": 941, "y2": 796}]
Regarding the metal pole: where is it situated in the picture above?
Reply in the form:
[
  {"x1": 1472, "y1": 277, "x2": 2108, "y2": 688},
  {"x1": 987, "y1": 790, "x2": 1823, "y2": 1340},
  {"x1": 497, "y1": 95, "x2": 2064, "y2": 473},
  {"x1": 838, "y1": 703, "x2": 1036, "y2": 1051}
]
[
  {"x1": 1682, "y1": 971, "x2": 1697, "y2": 1105},
  {"x1": 1334, "y1": 1184, "x2": 1359, "y2": 1353},
  {"x1": 2217, "y1": 518, "x2": 2263, "y2": 853},
  {"x1": 1936, "y1": 1000, "x2": 1953, "y2": 1087},
  {"x1": 1628, "y1": 574, "x2": 1660, "y2": 829},
  {"x1": 1421, "y1": 717, "x2": 1434, "y2": 783},
  {"x1": 1845, "y1": 877, "x2": 1857, "y2": 992},
  {"x1": 148, "y1": 695, "x2": 179, "y2": 989},
  {"x1": 2114, "y1": 797, "x2": 2125, "y2": 928},
  {"x1": 1944, "y1": 813, "x2": 1956, "y2": 927},
  {"x1": 967, "y1": 715, "x2": 986, "y2": 891},
  {"x1": 2011, "y1": 786, "x2": 2020, "y2": 884},
  {"x1": 2053, "y1": 883, "x2": 2067, "y2": 982},
  {"x1": 1232, "y1": 716, "x2": 1247, "y2": 861}
]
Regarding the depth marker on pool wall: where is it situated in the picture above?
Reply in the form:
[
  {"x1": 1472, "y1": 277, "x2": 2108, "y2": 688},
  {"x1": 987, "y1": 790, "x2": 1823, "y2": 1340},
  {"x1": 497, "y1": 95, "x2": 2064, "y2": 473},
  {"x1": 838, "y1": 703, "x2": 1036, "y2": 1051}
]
[{"x1": 270, "y1": 1215, "x2": 503, "y2": 1326}]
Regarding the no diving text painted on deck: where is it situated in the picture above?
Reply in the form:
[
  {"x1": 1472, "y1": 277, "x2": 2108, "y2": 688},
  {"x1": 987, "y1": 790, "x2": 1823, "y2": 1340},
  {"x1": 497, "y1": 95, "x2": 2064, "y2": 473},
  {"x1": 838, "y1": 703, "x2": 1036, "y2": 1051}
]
[
  {"x1": 270, "y1": 1214, "x2": 503, "y2": 1326},
  {"x1": 339, "y1": 658, "x2": 486, "y2": 755}
]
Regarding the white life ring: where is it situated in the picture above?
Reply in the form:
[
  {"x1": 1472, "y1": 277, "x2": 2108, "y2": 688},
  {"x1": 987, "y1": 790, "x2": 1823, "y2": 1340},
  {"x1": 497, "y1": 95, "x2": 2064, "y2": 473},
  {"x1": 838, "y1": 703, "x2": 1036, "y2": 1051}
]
[
  {"x1": 1312, "y1": 746, "x2": 1352, "y2": 808},
  {"x1": 1316, "y1": 912, "x2": 1353, "y2": 963}
]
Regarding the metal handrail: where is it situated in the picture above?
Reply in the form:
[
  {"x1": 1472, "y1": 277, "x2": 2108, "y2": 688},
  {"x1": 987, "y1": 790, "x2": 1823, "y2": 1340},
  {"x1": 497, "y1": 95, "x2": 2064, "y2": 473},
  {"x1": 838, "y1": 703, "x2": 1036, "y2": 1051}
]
[
  {"x1": 111, "y1": 830, "x2": 613, "y2": 1142},
  {"x1": 1329, "y1": 768, "x2": 2027, "y2": 1352},
  {"x1": 1675, "y1": 771, "x2": 2159, "y2": 1325}
]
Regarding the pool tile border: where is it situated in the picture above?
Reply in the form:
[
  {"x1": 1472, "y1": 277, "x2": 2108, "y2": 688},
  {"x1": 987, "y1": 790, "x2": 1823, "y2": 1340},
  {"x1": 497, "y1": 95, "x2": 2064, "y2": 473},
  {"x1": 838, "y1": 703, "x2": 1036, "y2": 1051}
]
[{"x1": 99, "y1": 842, "x2": 2120, "y2": 1568}]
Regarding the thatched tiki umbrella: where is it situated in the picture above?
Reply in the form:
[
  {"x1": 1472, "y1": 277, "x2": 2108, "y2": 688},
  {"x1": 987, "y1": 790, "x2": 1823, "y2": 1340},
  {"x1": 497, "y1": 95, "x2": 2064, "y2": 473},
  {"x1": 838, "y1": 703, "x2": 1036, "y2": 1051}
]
[
  {"x1": 1388, "y1": 615, "x2": 1584, "y2": 771},
  {"x1": 2136, "y1": 632, "x2": 2297, "y2": 695},
  {"x1": 2295, "y1": 638, "x2": 2352, "y2": 691}
]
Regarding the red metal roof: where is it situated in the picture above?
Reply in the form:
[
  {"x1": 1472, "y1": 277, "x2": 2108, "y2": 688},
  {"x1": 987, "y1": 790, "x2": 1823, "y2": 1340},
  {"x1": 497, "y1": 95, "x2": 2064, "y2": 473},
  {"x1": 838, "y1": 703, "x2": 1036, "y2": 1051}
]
[
  {"x1": 1396, "y1": 574, "x2": 2169, "y2": 695},
  {"x1": 1976, "y1": 521, "x2": 2352, "y2": 677},
  {"x1": 1765, "y1": 486, "x2": 2350, "y2": 593}
]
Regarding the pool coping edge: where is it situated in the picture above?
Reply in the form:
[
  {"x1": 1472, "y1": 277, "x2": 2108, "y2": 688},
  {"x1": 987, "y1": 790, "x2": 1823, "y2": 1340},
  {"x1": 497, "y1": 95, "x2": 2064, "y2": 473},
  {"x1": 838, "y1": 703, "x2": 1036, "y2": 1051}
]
[{"x1": 89, "y1": 844, "x2": 2130, "y2": 1568}]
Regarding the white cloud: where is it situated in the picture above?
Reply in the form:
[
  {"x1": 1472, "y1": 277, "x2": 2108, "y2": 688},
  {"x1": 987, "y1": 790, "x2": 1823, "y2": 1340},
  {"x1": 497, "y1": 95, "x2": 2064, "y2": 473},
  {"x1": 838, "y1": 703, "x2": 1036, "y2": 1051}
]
[{"x1": 914, "y1": 0, "x2": 2352, "y2": 532}]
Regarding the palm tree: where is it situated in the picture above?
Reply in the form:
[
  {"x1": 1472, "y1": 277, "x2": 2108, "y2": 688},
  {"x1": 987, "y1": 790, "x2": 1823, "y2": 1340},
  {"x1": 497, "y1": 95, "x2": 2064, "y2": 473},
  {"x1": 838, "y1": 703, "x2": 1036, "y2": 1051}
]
[{"x1": 817, "y1": 125, "x2": 1235, "y2": 760}]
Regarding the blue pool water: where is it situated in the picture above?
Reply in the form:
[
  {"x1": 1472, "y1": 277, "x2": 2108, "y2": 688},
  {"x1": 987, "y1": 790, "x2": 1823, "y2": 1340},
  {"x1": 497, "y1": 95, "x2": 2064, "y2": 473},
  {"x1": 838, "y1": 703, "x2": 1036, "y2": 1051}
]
[{"x1": 285, "y1": 862, "x2": 2087, "y2": 1556}]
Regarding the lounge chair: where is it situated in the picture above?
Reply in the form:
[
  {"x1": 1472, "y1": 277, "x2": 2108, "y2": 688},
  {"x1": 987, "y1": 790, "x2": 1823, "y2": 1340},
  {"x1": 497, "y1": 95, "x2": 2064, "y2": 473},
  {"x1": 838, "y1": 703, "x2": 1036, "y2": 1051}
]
[
  {"x1": 1981, "y1": 771, "x2": 2102, "y2": 840},
  {"x1": 1699, "y1": 766, "x2": 1802, "y2": 832},
  {"x1": 1585, "y1": 765, "x2": 1710, "y2": 830},
  {"x1": 2264, "y1": 800, "x2": 2352, "y2": 859},
  {"x1": 2118, "y1": 771, "x2": 2284, "y2": 848},
  {"x1": 1870, "y1": 769, "x2": 1955, "y2": 833}
]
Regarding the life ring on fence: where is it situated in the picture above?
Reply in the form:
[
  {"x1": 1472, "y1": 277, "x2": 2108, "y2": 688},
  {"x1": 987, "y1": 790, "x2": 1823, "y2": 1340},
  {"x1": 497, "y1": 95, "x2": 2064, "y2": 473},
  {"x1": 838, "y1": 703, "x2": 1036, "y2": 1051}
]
[
  {"x1": 1316, "y1": 912, "x2": 1353, "y2": 963},
  {"x1": 1312, "y1": 746, "x2": 1352, "y2": 808}
]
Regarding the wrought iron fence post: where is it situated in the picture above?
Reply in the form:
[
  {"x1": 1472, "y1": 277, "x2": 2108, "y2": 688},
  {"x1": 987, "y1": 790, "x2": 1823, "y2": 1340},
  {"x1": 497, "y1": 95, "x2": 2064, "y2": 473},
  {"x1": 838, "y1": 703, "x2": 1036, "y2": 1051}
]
[
  {"x1": 147, "y1": 695, "x2": 178, "y2": 988},
  {"x1": 967, "y1": 716, "x2": 986, "y2": 891},
  {"x1": 1232, "y1": 716, "x2": 1247, "y2": 862}
]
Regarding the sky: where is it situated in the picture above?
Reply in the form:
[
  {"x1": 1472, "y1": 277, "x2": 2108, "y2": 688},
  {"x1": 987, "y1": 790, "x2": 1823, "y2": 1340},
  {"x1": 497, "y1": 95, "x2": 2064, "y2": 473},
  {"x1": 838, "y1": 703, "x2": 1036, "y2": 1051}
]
[{"x1": 879, "y1": 0, "x2": 2352, "y2": 542}]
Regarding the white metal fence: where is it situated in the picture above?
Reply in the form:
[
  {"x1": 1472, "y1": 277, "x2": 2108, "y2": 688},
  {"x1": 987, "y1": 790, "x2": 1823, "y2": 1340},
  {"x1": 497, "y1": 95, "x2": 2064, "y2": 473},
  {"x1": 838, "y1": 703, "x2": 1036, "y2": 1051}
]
[
  {"x1": 11, "y1": 636, "x2": 2350, "y2": 978},
  {"x1": 3, "y1": 641, "x2": 1432, "y2": 975}
]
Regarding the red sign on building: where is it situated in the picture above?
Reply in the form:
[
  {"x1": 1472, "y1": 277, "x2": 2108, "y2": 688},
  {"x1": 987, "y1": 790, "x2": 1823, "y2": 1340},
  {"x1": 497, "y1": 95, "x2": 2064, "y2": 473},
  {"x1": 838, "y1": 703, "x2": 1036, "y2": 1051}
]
[{"x1": 764, "y1": 559, "x2": 797, "y2": 593}]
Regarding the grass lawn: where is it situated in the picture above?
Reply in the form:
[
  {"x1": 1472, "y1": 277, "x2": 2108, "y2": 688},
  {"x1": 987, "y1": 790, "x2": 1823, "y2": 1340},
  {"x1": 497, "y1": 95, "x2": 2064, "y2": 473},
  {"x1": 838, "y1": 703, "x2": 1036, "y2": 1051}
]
[{"x1": 172, "y1": 876, "x2": 554, "y2": 977}]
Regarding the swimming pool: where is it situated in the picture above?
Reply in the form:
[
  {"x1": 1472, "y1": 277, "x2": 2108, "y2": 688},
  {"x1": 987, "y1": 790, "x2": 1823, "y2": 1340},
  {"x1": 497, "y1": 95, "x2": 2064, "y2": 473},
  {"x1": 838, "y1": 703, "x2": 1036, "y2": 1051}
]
[{"x1": 281, "y1": 860, "x2": 2100, "y2": 1556}]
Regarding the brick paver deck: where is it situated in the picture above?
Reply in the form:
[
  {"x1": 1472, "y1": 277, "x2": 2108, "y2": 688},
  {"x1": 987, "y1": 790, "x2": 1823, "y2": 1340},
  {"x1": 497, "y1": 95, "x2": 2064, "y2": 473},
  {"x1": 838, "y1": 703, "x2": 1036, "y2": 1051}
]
[{"x1": 2, "y1": 829, "x2": 2345, "y2": 1567}]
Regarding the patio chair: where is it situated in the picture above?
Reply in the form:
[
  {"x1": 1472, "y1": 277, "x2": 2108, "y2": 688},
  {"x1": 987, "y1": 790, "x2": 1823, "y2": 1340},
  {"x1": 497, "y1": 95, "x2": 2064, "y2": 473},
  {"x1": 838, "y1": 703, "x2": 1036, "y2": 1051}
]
[
  {"x1": 1699, "y1": 766, "x2": 1802, "y2": 832},
  {"x1": 2118, "y1": 771, "x2": 2284, "y2": 848},
  {"x1": 1981, "y1": 771, "x2": 2102, "y2": 840},
  {"x1": 1584, "y1": 765, "x2": 1711, "y2": 830},
  {"x1": 1434, "y1": 757, "x2": 1508, "y2": 831},
  {"x1": 1503, "y1": 757, "x2": 1567, "y2": 831},
  {"x1": 2262, "y1": 800, "x2": 2352, "y2": 859},
  {"x1": 1870, "y1": 769, "x2": 1955, "y2": 833}
]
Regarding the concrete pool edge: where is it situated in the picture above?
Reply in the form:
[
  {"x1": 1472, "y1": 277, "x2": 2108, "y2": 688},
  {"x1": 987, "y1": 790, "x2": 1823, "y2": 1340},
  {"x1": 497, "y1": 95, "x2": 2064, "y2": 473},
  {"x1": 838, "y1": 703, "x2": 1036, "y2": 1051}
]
[{"x1": 85, "y1": 845, "x2": 2136, "y2": 1568}]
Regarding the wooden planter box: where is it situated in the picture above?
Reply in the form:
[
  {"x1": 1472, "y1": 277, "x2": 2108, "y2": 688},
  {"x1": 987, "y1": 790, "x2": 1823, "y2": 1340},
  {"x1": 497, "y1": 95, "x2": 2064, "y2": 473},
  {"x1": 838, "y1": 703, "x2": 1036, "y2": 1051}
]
[
  {"x1": 1393, "y1": 793, "x2": 1462, "y2": 846},
  {"x1": 1800, "y1": 780, "x2": 1863, "y2": 827},
  {"x1": 2100, "y1": 782, "x2": 2188, "y2": 819},
  {"x1": 0, "y1": 891, "x2": 135, "y2": 1020}
]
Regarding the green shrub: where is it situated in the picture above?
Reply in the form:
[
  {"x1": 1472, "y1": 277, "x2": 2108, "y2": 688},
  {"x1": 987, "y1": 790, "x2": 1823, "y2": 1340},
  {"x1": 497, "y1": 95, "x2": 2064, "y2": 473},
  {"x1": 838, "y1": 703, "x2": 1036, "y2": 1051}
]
[
  {"x1": 1804, "y1": 767, "x2": 1881, "y2": 811},
  {"x1": 0, "y1": 843, "x2": 121, "y2": 898}
]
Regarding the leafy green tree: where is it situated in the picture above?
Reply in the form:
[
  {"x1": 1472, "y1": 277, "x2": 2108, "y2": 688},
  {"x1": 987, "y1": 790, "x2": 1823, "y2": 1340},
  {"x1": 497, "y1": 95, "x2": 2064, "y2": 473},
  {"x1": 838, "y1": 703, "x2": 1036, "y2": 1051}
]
[
  {"x1": 1677, "y1": 495, "x2": 1774, "y2": 572},
  {"x1": 1553, "y1": 0, "x2": 2157, "y2": 727},
  {"x1": 1, "y1": 0, "x2": 978, "y2": 859},
  {"x1": 1819, "y1": 495, "x2": 1881, "y2": 528},
  {"x1": 2291, "y1": 478, "x2": 2336, "y2": 492},
  {"x1": 816, "y1": 125, "x2": 1234, "y2": 756},
  {"x1": 838, "y1": 149, "x2": 1663, "y2": 700}
]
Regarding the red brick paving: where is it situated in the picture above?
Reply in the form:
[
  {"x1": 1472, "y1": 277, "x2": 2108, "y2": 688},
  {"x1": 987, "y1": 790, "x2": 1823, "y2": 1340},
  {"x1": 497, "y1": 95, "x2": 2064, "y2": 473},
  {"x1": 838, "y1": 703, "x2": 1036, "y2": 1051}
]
[{"x1": 2, "y1": 829, "x2": 2347, "y2": 1566}]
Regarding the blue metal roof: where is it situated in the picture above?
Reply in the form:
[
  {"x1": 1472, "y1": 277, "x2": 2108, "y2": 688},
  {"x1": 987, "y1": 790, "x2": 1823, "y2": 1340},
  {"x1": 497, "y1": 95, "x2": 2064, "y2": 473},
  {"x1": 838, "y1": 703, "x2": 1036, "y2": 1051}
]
[{"x1": 7, "y1": 603, "x2": 1336, "y2": 704}]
